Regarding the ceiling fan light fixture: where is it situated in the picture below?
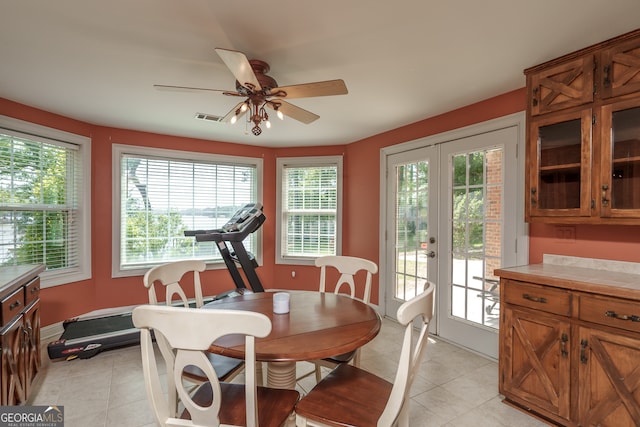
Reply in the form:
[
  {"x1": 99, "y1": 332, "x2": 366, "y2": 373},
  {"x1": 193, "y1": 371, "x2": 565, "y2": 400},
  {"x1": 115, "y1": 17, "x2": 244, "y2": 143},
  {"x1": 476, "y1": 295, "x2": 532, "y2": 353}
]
[{"x1": 159, "y1": 48, "x2": 347, "y2": 136}]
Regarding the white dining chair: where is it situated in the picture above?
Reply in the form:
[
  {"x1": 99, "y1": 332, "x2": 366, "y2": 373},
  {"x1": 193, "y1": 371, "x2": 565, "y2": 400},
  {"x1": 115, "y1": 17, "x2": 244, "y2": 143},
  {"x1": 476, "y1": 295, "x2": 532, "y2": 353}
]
[
  {"x1": 300, "y1": 255, "x2": 378, "y2": 382},
  {"x1": 132, "y1": 305, "x2": 299, "y2": 427},
  {"x1": 295, "y1": 281, "x2": 435, "y2": 427},
  {"x1": 143, "y1": 260, "x2": 244, "y2": 405}
]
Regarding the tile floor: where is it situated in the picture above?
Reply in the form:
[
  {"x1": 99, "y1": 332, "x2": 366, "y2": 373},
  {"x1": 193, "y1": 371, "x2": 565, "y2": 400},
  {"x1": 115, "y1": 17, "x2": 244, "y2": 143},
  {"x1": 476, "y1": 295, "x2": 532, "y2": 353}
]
[{"x1": 29, "y1": 318, "x2": 550, "y2": 427}]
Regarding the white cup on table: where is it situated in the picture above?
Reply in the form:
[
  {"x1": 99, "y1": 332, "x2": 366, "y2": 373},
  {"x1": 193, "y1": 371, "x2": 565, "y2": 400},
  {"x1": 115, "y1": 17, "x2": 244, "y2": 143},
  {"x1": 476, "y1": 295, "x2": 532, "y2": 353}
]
[{"x1": 273, "y1": 292, "x2": 290, "y2": 314}]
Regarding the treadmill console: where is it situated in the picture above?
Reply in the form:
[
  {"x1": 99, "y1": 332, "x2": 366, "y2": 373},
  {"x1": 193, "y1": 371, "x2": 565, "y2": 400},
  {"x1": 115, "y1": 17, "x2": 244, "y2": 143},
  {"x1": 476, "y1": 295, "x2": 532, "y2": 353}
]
[{"x1": 221, "y1": 202, "x2": 264, "y2": 233}]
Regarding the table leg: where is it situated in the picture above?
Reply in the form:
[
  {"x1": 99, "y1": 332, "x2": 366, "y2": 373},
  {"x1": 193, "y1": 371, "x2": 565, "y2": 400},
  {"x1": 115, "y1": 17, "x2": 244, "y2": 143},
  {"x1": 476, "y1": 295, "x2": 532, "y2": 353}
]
[{"x1": 266, "y1": 361, "x2": 297, "y2": 389}]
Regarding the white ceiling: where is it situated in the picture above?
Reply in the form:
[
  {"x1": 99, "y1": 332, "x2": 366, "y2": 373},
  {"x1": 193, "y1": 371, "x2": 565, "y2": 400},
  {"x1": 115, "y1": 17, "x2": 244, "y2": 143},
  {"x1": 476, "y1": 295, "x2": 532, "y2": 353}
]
[{"x1": 2, "y1": 1, "x2": 639, "y2": 148}]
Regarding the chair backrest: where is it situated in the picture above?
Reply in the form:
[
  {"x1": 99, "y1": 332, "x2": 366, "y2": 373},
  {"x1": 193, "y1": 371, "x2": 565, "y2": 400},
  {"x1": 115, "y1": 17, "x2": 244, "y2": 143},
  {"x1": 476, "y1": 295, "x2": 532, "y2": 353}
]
[
  {"x1": 315, "y1": 255, "x2": 378, "y2": 303},
  {"x1": 378, "y1": 282, "x2": 435, "y2": 426},
  {"x1": 143, "y1": 260, "x2": 206, "y2": 308},
  {"x1": 132, "y1": 305, "x2": 271, "y2": 427}
]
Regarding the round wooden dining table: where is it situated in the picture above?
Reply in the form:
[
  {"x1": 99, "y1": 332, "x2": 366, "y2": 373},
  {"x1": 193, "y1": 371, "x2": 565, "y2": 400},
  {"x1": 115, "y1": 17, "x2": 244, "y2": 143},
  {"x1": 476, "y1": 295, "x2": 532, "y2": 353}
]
[{"x1": 203, "y1": 290, "x2": 381, "y2": 389}]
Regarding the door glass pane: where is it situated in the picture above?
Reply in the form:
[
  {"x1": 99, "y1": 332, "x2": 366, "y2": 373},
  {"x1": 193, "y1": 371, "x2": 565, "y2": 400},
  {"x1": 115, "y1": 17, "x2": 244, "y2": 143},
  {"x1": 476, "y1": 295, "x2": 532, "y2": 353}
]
[
  {"x1": 537, "y1": 119, "x2": 582, "y2": 209},
  {"x1": 450, "y1": 148, "x2": 502, "y2": 329},
  {"x1": 611, "y1": 106, "x2": 640, "y2": 210},
  {"x1": 394, "y1": 161, "x2": 429, "y2": 301}
]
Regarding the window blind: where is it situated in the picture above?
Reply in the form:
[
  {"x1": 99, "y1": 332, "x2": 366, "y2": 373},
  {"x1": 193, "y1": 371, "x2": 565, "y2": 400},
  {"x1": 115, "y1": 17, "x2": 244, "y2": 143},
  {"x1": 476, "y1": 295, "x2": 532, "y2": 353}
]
[
  {"x1": 0, "y1": 130, "x2": 82, "y2": 272},
  {"x1": 281, "y1": 164, "x2": 337, "y2": 258},
  {"x1": 119, "y1": 153, "x2": 258, "y2": 269}
]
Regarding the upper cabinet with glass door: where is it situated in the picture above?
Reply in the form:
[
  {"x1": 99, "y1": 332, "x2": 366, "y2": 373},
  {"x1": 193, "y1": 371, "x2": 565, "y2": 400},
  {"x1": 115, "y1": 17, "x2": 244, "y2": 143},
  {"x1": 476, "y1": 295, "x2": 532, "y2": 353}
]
[{"x1": 525, "y1": 28, "x2": 640, "y2": 224}]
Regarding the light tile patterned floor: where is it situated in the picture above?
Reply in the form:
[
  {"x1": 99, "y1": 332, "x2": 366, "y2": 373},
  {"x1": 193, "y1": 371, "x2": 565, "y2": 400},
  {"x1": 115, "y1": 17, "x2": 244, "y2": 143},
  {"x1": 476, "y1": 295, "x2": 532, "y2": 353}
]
[{"x1": 29, "y1": 318, "x2": 550, "y2": 426}]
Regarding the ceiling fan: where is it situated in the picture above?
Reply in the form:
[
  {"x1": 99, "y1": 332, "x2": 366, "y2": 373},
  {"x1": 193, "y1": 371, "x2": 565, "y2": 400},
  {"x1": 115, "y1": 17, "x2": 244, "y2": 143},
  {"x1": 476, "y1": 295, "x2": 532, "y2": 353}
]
[{"x1": 154, "y1": 48, "x2": 348, "y2": 136}]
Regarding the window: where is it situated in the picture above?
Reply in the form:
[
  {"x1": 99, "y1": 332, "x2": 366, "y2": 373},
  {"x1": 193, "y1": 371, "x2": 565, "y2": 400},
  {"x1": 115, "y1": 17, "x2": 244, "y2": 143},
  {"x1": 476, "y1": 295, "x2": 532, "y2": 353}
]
[
  {"x1": 112, "y1": 145, "x2": 262, "y2": 277},
  {"x1": 276, "y1": 156, "x2": 342, "y2": 265},
  {"x1": 0, "y1": 116, "x2": 91, "y2": 288}
]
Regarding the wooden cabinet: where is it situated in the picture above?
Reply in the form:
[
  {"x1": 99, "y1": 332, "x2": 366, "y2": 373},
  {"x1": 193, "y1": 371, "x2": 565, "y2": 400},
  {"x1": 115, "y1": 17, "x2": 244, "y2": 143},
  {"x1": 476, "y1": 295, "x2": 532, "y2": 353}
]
[
  {"x1": 0, "y1": 265, "x2": 43, "y2": 405},
  {"x1": 497, "y1": 264, "x2": 640, "y2": 426},
  {"x1": 525, "y1": 29, "x2": 640, "y2": 223},
  {"x1": 502, "y1": 304, "x2": 571, "y2": 420}
]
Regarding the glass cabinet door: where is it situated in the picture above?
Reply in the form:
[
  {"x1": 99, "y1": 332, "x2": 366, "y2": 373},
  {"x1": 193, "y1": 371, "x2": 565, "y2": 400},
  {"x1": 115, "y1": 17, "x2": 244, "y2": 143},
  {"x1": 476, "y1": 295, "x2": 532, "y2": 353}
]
[
  {"x1": 528, "y1": 109, "x2": 592, "y2": 218},
  {"x1": 600, "y1": 100, "x2": 640, "y2": 218}
]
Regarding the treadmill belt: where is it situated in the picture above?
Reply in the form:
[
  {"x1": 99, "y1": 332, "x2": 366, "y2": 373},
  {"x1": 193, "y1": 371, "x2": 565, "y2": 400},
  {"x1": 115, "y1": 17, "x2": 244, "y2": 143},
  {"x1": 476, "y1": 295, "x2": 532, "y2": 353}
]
[{"x1": 62, "y1": 314, "x2": 134, "y2": 340}]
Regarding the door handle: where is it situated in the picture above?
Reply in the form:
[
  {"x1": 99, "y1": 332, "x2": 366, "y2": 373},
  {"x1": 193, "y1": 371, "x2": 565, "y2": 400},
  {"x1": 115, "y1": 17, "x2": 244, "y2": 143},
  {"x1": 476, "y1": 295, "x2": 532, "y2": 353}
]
[{"x1": 426, "y1": 251, "x2": 436, "y2": 258}]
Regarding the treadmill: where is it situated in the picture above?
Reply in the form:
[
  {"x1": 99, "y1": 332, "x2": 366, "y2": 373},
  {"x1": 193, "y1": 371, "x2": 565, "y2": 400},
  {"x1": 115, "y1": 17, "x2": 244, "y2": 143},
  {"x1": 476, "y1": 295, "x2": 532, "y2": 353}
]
[
  {"x1": 47, "y1": 202, "x2": 266, "y2": 360},
  {"x1": 185, "y1": 202, "x2": 266, "y2": 293}
]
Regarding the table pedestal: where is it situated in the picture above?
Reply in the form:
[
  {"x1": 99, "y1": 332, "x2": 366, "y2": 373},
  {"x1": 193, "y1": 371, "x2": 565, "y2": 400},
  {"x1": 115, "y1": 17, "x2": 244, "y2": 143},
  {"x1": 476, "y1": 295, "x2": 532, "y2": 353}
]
[{"x1": 266, "y1": 361, "x2": 297, "y2": 389}]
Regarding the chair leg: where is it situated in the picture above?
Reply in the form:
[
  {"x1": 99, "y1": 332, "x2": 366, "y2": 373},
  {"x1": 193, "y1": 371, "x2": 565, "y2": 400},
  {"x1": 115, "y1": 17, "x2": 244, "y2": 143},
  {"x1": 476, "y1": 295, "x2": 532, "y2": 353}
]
[{"x1": 314, "y1": 363, "x2": 322, "y2": 383}]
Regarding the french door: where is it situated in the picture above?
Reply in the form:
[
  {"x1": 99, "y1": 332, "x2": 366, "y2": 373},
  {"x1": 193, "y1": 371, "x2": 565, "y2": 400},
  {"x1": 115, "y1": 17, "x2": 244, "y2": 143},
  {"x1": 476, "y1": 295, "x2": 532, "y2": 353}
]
[
  {"x1": 385, "y1": 146, "x2": 438, "y2": 319},
  {"x1": 383, "y1": 116, "x2": 526, "y2": 359}
]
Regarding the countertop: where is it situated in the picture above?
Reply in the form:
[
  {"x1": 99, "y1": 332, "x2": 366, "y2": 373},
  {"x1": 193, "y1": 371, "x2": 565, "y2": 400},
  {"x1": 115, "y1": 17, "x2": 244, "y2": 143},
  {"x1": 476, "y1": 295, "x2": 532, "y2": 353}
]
[
  {"x1": 495, "y1": 256, "x2": 640, "y2": 301},
  {"x1": 0, "y1": 264, "x2": 45, "y2": 300}
]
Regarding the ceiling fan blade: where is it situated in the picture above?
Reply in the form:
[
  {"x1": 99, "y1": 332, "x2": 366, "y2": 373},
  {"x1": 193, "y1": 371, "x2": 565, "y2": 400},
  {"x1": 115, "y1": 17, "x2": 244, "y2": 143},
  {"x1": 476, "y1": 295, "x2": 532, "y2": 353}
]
[
  {"x1": 215, "y1": 48, "x2": 262, "y2": 91},
  {"x1": 221, "y1": 102, "x2": 248, "y2": 123},
  {"x1": 154, "y1": 84, "x2": 233, "y2": 94},
  {"x1": 268, "y1": 100, "x2": 319, "y2": 124},
  {"x1": 270, "y1": 79, "x2": 348, "y2": 99}
]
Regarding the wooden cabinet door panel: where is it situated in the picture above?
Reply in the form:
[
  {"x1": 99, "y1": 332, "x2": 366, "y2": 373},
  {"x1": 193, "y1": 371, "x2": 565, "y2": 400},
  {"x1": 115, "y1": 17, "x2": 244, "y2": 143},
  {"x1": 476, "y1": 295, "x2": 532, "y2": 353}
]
[
  {"x1": 601, "y1": 35, "x2": 640, "y2": 99},
  {"x1": 23, "y1": 301, "x2": 40, "y2": 398},
  {"x1": 502, "y1": 306, "x2": 571, "y2": 420},
  {"x1": 527, "y1": 109, "x2": 593, "y2": 219},
  {"x1": 1, "y1": 315, "x2": 25, "y2": 405},
  {"x1": 578, "y1": 327, "x2": 640, "y2": 427},
  {"x1": 599, "y1": 98, "x2": 640, "y2": 219},
  {"x1": 529, "y1": 56, "x2": 594, "y2": 116}
]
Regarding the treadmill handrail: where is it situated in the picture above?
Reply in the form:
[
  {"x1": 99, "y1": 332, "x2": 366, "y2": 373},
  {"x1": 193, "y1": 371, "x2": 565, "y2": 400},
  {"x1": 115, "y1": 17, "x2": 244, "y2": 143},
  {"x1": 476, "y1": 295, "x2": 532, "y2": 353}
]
[{"x1": 192, "y1": 215, "x2": 265, "y2": 242}]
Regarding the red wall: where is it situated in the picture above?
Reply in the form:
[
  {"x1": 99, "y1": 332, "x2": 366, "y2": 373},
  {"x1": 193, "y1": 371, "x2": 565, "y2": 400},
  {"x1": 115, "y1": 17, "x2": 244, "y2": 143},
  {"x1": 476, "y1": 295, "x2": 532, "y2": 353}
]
[
  {"x1": 529, "y1": 224, "x2": 640, "y2": 264},
  {"x1": 3, "y1": 88, "x2": 640, "y2": 327}
]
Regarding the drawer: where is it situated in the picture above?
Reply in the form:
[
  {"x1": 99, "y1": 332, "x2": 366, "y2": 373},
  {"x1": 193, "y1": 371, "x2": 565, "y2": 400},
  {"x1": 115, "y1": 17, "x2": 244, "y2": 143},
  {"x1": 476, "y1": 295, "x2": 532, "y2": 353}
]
[
  {"x1": 25, "y1": 277, "x2": 40, "y2": 306},
  {"x1": 503, "y1": 280, "x2": 572, "y2": 316},
  {"x1": 1, "y1": 287, "x2": 25, "y2": 326},
  {"x1": 579, "y1": 294, "x2": 640, "y2": 334}
]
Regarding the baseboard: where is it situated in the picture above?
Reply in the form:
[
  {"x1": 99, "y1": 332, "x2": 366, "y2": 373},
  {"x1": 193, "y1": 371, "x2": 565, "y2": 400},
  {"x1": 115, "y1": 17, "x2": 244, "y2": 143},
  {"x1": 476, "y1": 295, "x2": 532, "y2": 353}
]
[{"x1": 41, "y1": 322, "x2": 64, "y2": 345}]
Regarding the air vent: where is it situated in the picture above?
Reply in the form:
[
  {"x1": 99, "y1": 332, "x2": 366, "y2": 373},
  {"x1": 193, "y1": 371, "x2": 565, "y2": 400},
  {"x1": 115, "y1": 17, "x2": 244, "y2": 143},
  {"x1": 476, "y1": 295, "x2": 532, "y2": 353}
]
[{"x1": 194, "y1": 113, "x2": 223, "y2": 122}]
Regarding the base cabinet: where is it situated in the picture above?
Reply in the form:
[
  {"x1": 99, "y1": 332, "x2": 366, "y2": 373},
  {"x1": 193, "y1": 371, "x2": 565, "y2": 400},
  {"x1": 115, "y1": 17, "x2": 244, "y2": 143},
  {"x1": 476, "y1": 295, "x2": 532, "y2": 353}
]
[
  {"x1": 498, "y1": 275, "x2": 640, "y2": 426},
  {"x1": 0, "y1": 265, "x2": 43, "y2": 405}
]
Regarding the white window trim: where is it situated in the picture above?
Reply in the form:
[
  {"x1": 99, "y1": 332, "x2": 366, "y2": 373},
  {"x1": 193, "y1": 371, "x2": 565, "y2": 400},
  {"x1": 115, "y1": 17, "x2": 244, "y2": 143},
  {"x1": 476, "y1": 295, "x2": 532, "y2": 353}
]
[
  {"x1": 112, "y1": 144, "x2": 263, "y2": 278},
  {"x1": 276, "y1": 155, "x2": 343, "y2": 266},
  {"x1": 0, "y1": 115, "x2": 92, "y2": 288}
]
